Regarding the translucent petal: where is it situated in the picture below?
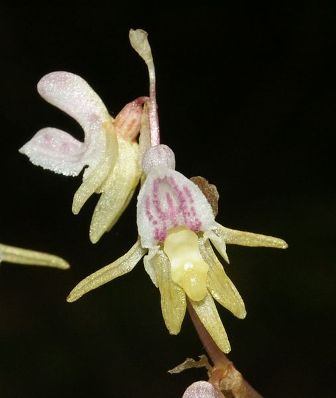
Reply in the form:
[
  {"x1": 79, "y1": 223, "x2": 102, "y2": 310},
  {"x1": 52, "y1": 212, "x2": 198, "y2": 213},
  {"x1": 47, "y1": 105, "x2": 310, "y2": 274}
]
[
  {"x1": 190, "y1": 293, "x2": 231, "y2": 353},
  {"x1": 72, "y1": 121, "x2": 118, "y2": 214},
  {"x1": 89, "y1": 138, "x2": 141, "y2": 243},
  {"x1": 183, "y1": 381, "x2": 224, "y2": 398},
  {"x1": 0, "y1": 243, "x2": 69, "y2": 269},
  {"x1": 199, "y1": 239, "x2": 246, "y2": 319},
  {"x1": 137, "y1": 167, "x2": 215, "y2": 248},
  {"x1": 37, "y1": 71, "x2": 110, "y2": 167},
  {"x1": 150, "y1": 249, "x2": 186, "y2": 335},
  {"x1": 67, "y1": 240, "x2": 146, "y2": 302},
  {"x1": 214, "y1": 222, "x2": 288, "y2": 249},
  {"x1": 19, "y1": 127, "x2": 86, "y2": 176}
]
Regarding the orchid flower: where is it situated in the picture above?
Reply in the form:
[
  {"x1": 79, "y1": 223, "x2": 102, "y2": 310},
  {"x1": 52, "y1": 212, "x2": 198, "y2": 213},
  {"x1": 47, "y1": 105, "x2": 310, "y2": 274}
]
[
  {"x1": 19, "y1": 71, "x2": 143, "y2": 243},
  {"x1": 0, "y1": 243, "x2": 69, "y2": 269},
  {"x1": 66, "y1": 29, "x2": 287, "y2": 354}
]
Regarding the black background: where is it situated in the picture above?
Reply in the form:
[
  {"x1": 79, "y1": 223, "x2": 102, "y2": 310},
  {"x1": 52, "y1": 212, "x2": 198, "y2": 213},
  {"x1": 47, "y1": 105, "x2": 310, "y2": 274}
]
[{"x1": 0, "y1": 5, "x2": 335, "y2": 398}]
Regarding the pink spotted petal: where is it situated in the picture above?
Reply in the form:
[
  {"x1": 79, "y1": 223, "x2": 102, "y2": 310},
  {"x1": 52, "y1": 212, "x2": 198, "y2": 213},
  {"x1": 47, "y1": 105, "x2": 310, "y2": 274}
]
[
  {"x1": 137, "y1": 167, "x2": 215, "y2": 248},
  {"x1": 19, "y1": 127, "x2": 87, "y2": 176},
  {"x1": 37, "y1": 71, "x2": 110, "y2": 167}
]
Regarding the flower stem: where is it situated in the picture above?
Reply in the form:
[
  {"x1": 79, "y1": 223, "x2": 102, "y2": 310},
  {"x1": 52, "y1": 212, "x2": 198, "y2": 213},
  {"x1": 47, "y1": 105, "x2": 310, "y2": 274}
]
[
  {"x1": 147, "y1": 59, "x2": 160, "y2": 146},
  {"x1": 187, "y1": 300, "x2": 263, "y2": 398}
]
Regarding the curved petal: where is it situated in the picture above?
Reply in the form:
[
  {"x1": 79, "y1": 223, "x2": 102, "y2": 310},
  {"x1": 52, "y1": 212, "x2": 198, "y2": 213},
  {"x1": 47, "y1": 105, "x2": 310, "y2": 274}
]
[
  {"x1": 72, "y1": 120, "x2": 118, "y2": 214},
  {"x1": 66, "y1": 240, "x2": 146, "y2": 302},
  {"x1": 37, "y1": 71, "x2": 111, "y2": 168},
  {"x1": 19, "y1": 127, "x2": 86, "y2": 176},
  {"x1": 137, "y1": 167, "x2": 215, "y2": 248},
  {"x1": 149, "y1": 248, "x2": 186, "y2": 335},
  {"x1": 0, "y1": 243, "x2": 69, "y2": 269},
  {"x1": 199, "y1": 239, "x2": 246, "y2": 319},
  {"x1": 89, "y1": 138, "x2": 141, "y2": 243},
  {"x1": 214, "y1": 222, "x2": 288, "y2": 249}
]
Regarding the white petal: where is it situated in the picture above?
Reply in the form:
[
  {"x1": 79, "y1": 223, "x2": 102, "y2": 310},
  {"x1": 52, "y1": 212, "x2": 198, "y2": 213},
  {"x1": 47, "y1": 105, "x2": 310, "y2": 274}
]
[
  {"x1": 137, "y1": 167, "x2": 215, "y2": 248},
  {"x1": 37, "y1": 71, "x2": 110, "y2": 168},
  {"x1": 19, "y1": 127, "x2": 86, "y2": 176},
  {"x1": 67, "y1": 240, "x2": 146, "y2": 302},
  {"x1": 0, "y1": 243, "x2": 69, "y2": 269}
]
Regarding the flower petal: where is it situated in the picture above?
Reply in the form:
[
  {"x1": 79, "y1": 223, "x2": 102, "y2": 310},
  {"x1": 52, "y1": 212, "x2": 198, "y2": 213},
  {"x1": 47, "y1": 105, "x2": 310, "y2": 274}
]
[
  {"x1": 37, "y1": 71, "x2": 110, "y2": 168},
  {"x1": 19, "y1": 127, "x2": 86, "y2": 176},
  {"x1": 214, "y1": 222, "x2": 288, "y2": 249},
  {"x1": 89, "y1": 138, "x2": 141, "y2": 243},
  {"x1": 137, "y1": 167, "x2": 215, "y2": 248},
  {"x1": 190, "y1": 293, "x2": 231, "y2": 353},
  {"x1": 0, "y1": 243, "x2": 69, "y2": 269},
  {"x1": 149, "y1": 248, "x2": 186, "y2": 335},
  {"x1": 72, "y1": 121, "x2": 118, "y2": 214},
  {"x1": 200, "y1": 239, "x2": 246, "y2": 319},
  {"x1": 66, "y1": 240, "x2": 146, "y2": 302}
]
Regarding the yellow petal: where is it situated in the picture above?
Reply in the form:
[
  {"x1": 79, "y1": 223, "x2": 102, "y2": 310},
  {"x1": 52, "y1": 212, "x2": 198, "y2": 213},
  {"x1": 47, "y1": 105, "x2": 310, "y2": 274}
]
[
  {"x1": 190, "y1": 293, "x2": 231, "y2": 354},
  {"x1": 199, "y1": 239, "x2": 246, "y2": 319},
  {"x1": 214, "y1": 222, "x2": 288, "y2": 249},
  {"x1": 72, "y1": 119, "x2": 118, "y2": 215},
  {"x1": 150, "y1": 249, "x2": 186, "y2": 335},
  {"x1": 89, "y1": 137, "x2": 141, "y2": 243},
  {"x1": 0, "y1": 243, "x2": 69, "y2": 269},
  {"x1": 67, "y1": 240, "x2": 146, "y2": 302}
]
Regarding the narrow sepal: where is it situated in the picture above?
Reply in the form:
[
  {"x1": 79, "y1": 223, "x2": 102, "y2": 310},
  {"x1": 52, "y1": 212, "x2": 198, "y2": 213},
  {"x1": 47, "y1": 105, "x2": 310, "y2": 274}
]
[
  {"x1": 215, "y1": 222, "x2": 288, "y2": 249},
  {"x1": 200, "y1": 239, "x2": 246, "y2": 319},
  {"x1": 89, "y1": 138, "x2": 141, "y2": 243},
  {"x1": 0, "y1": 244, "x2": 69, "y2": 269},
  {"x1": 190, "y1": 293, "x2": 231, "y2": 353},
  {"x1": 66, "y1": 240, "x2": 145, "y2": 302},
  {"x1": 72, "y1": 121, "x2": 118, "y2": 214},
  {"x1": 150, "y1": 249, "x2": 186, "y2": 335}
]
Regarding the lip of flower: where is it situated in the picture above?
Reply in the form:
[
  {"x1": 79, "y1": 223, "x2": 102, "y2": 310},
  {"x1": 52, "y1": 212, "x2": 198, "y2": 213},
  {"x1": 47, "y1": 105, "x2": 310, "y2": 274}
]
[
  {"x1": 0, "y1": 243, "x2": 69, "y2": 269},
  {"x1": 67, "y1": 143, "x2": 287, "y2": 353},
  {"x1": 19, "y1": 71, "x2": 144, "y2": 243}
]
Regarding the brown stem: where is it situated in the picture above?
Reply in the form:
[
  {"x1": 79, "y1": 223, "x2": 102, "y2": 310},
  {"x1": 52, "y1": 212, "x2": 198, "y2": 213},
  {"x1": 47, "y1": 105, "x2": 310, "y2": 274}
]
[{"x1": 187, "y1": 300, "x2": 263, "y2": 398}]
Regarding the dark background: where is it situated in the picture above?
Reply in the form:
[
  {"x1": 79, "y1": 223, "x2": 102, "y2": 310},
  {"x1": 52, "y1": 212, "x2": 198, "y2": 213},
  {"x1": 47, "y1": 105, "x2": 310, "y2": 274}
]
[{"x1": 0, "y1": 5, "x2": 335, "y2": 398}]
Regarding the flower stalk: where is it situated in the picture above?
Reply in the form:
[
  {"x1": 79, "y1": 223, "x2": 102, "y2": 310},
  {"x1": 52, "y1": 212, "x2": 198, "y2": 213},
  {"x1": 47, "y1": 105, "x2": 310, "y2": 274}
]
[{"x1": 187, "y1": 301, "x2": 263, "y2": 398}]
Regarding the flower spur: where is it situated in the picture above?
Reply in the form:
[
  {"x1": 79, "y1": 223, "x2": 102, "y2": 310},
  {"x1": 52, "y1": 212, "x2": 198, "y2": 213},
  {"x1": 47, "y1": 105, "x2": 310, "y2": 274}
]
[
  {"x1": 19, "y1": 71, "x2": 144, "y2": 243},
  {"x1": 67, "y1": 29, "x2": 287, "y2": 354}
]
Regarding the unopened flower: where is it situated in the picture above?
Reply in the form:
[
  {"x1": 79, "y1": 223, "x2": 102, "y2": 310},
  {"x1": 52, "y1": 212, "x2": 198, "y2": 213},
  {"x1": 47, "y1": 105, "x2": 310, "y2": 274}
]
[
  {"x1": 0, "y1": 243, "x2": 69, "y2": 269},
  {"x1": 19, "y1": 71, "x2": 143, "y2": 243},
  {"x1": 182, "y1": 381, "x2": 224, "y2": 398},
  {"x1": 67, "y1": 144, "x2": 287, "y2": 353}
]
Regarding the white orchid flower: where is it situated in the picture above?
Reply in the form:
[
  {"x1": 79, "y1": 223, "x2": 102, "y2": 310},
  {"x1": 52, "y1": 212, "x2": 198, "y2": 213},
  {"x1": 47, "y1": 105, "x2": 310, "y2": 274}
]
[{"x1": 19, "y1": 71, "x2": 143, "y2": 243}]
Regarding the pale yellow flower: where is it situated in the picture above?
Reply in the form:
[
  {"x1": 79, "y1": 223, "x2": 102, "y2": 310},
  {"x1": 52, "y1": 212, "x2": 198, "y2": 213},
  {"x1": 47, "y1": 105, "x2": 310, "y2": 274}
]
[{"x1": 67, "y1": 144, "x2": 287, "y2": 353}]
